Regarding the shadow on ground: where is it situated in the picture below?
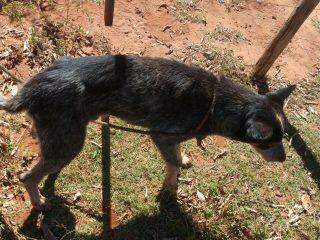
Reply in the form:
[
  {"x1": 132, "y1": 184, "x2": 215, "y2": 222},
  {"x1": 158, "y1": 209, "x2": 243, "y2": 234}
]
[
  {"x1": 109, "y1": 193, "x2": 217, "y2": 240},
  {"x1": 0, "y1": 213, "x2": 17, "y2": 240},
  {"x1": 18, "y1": 190, "x2": 216, "y2": 240},
  {"x1": 18, "y1": 133, "x2": 216, "y2": 240},
  {"x1": 285, "y1": 120, "x2": 320, "y2": 189}
]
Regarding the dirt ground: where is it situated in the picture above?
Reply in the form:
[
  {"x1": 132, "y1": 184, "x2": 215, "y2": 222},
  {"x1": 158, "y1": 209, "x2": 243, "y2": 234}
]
[{"x1": 0, "y1": 0, "x2": 320, "y2": 239}]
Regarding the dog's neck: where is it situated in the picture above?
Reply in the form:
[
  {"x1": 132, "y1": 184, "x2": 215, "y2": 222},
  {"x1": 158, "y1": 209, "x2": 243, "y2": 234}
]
[{"x1": 205, "y1": 77, "x2": 259, "y2": 139}]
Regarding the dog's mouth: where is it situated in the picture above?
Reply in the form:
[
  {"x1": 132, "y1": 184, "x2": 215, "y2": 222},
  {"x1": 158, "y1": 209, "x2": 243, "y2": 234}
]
[{"x1": 252, "y1": 142, "x2": 286, "y2": 162}]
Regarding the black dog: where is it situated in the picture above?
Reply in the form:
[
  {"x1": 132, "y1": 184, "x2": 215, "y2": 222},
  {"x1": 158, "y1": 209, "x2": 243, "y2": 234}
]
[{"x1": 0, "y1": 55, "x2": 295, "y2": 210}]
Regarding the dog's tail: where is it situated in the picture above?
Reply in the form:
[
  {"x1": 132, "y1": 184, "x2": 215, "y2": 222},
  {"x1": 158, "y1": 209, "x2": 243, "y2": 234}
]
[{"x1": 0, "y1": 92, "x2": 26, "y2": 113}]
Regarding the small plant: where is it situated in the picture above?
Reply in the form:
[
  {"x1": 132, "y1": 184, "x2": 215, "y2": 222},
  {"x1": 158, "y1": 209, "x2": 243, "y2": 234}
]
[
  {"x1": 28, "y1": 27, "x2": 46, "y2": 53},
  {"x1": 2, "y1": 1, "x2": 26, "y2": 21},
  {"x1": 198, "y1": 44, "x2": 248, "y2": 83},
  {"x1": 209, "y1": 179, "x2": 219, "y2": 195},
  {"x1": 91, "y1": 0, "x2": 101, "y2": 5},
  {"x1": 1, "y1": 1, "x2": 55, "y2": 21},
  {"x1": 203, "y1": 209, "x2": 214, "y2": 218},
  {"x1": 172, "y1": 0, "x2": 206, "y2": 24},
  {"x1": 223, "y1": 0, "x2": 243, "y2": 12},
  {"x1": 206, "y1": 22, "x2": 246, "y2": 43}
]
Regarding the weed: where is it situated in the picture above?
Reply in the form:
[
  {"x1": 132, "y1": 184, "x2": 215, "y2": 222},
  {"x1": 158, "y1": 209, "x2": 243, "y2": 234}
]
[
  {"x1": 209, "y1": 179, "x2": 219, "y2": 195},
  {"x1": 1, "y1": 0, "x2": 36, "y2": 21},
  {"x1": 206, "y1": 22, "x2": 246, "y2": 43},
  {"x1": 222, "y1": 0, "x2": 243, "y2": 12},
  {"x1": 192, "y1": 44, "x2": 249, "y2": 84},
  {"x1": 203, "y1": 208, "x2": 214, "y2": 218},
  {"x1": 172, "y1": 0, "x2": 206, "y2": 24},
  {"x1": 25, "y1": 20, "x2": 106, "y2": 67}
]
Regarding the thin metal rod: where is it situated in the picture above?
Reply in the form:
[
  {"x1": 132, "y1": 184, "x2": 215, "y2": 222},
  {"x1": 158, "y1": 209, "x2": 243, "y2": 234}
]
[{"x1": 101, "y1": 115, "x2": 112, "y2": 237}]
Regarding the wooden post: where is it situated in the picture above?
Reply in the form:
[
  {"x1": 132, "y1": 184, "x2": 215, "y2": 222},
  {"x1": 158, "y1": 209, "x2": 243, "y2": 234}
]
[
  {"x1": 101, "y1": 115, "x2": 112, "y2": 237},
  {"x1": 251, "y1": 0, "x2": 320, "y2": 93},
  {"x1": 104, "y1": 0, "x2": 115, "y2": 26}
]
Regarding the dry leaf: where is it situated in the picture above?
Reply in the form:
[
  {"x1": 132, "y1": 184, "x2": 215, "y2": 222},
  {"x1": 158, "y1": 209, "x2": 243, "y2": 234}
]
[
  {"x1": 197, "y1": 190, "x2": 206, "y2": 202},
  {"x1": 10, "y1": 85, "x2": 18, "y2": 96},
  {"x1": 144, "y1": 187, "x2": 148, "y2": 202},
  {"x1": 288, "y1": 214, "x2": 300, "y2": 225},
  {"x1": 181, "y1": 153, "x2": 192, "y2": 168},
  {"x1": 73, "y1": 192, "x2": 82, "y2": 202},
  {"x1": 301, "y1": 194, "x2": 314, "y2": 214}
]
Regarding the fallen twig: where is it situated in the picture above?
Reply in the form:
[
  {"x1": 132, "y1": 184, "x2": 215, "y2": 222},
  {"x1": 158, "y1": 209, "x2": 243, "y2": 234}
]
[
  {"x1": 90, "y1": 140, "x2": 102, "y2": 148},
  {"x1": 0, "y1": 64, "x2": 23, "y2": 83},
  {"x1": 10, "y1": 128, "x2": 27, "y2": 156},
  {"x1": 215, "y1": 194, "x2": 233, "y2": 220},
  {"x1": 213, "y1": 149, "x2": 228, "y2": 160}
]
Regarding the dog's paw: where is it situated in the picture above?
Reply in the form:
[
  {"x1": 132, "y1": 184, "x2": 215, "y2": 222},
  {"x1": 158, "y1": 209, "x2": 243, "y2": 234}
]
[{"x1": 180, "y1": 153, "x2": 192, "y2": 169}]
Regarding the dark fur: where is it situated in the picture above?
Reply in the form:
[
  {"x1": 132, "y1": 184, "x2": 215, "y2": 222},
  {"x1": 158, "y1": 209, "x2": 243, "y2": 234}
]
[{"x1": 0, "y1": 54, "x2": 294, "y2": 210}]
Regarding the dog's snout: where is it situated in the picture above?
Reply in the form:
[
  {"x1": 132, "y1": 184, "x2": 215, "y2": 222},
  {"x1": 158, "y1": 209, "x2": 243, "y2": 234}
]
[{"x1": 252, "y1": 142, "x2": 286, "y2": 162}]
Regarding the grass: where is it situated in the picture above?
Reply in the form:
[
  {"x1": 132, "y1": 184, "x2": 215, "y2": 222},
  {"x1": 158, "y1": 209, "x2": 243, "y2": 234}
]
[
  {"x1": 175, "y1": 42, "x2": 250, "y2": 85},
  {"x1": 1, "y1": 0, "x2": 38, "y2": 21},
  {"x1": 221, "y1": 0, "x2": 244, "y2": 12},
  {"x1": 0, "y1": 0, "x2": 56, "y2": 21},
  {"x1": 172, "y1": 0, "x2": 206, "y2": 24},
  {"x1": 206, "y1": 22, "x2": 246, "y2": 43},
  {"x1": 25, "y1": 19, "x2": 106, "y2": 67}
]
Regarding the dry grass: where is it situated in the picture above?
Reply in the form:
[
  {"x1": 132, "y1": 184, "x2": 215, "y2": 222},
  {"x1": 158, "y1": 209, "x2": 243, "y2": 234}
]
[{"x1": 171, "y1": 0, "x2": 206, "y2": 24}]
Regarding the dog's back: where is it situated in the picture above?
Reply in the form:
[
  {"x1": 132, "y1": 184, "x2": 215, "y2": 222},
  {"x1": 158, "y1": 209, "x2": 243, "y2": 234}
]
[{"x1": 2, "y1": 55, "x2": 219, "y2": 132}]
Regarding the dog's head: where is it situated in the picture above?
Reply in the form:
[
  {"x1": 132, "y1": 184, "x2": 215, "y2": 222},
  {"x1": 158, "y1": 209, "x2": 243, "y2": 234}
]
[{"x1": 243, "y1": 85, "x2": 296, "y2": 162}]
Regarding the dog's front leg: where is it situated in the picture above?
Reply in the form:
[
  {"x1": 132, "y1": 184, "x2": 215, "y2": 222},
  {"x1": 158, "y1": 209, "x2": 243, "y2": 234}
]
[{"x1": 151, "y1": 136, "x2": 181, "y2": 194}]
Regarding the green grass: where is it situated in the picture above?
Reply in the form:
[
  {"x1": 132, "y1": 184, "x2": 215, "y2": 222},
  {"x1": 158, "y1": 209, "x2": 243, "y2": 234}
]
[{"x1": 1, "y1": 0, "x2": 56, "y2": 21}]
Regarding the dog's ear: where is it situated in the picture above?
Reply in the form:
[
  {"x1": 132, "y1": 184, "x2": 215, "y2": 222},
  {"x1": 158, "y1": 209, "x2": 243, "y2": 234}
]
[
  {"x1": 266, "y1": 85, "x2": 296, "y2": 107},
  {"x1": 246, "y1": 121, "x2": 273, "y2": 141}
]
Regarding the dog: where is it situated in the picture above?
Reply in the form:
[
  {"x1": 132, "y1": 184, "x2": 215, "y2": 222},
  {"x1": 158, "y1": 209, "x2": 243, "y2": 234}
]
[{"x1": 0, "y1": 54, "x2": 295, "y2": 211}]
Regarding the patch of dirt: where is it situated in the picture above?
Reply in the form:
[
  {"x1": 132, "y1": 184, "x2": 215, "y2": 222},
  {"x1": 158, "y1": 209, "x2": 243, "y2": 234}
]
[{"x1": 211, "y1": 135, "x2": 227, "y2": 149}]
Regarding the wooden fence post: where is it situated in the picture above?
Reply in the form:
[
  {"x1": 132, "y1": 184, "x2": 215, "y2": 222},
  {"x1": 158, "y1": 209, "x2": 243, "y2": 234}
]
[
  {"x1": 104, "y1": 0, "x2": 115, "y2": 26},
  {"x1": 251, "y1": 0, "x2": 320, "y2": 93},
  {"x1": 101, "y1": 115, "x2": 111, "y2": 237}
]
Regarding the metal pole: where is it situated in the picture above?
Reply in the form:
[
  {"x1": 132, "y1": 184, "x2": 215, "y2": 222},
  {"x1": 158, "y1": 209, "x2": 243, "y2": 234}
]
[
  {"x1": 101, "y1": 115, "x2": 111, "y2": 237},
  {"x1": 104, "y1": 0, "x2": 115, "y2": 26}
]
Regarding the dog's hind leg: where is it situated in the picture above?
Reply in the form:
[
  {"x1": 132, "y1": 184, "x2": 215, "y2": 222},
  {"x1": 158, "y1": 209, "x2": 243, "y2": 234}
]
[
  {"x1": 19, "y1": 120, "x2": 86, "y2": 211},
  {"x1": 152, "y1": 136, "x2": 182, "y2": 193},
  {"x1": 25, "y1": 114, "x2": 37, "y2": 139},
  {"x1": 19, "y1": 160, "x2": 61, "y2": 211}
]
